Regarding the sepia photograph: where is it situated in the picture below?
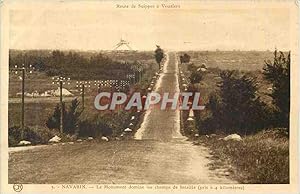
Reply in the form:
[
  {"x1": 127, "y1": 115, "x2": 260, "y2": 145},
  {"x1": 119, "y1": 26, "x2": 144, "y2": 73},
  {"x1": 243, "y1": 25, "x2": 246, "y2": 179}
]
[{"x1": 0, "y1": 0, "x2": 299, "y2": 193}]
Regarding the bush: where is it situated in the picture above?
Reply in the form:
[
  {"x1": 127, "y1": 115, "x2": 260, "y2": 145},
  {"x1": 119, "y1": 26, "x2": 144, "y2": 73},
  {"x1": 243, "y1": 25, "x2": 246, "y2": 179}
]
[
  {"x1": 64, "y1": 99, "x2": 82, "y2": 134},
  {"x1": 9, "y1": 126, "x2": 57, "y2": 146},
  {"x1": 46, "y1": 98, "x2": 82, "y2": 135},
  {"x1": 78, "y1": 116, "x2": 113, "y2": 138},
  {"x1": 78, "y1": 120, "x2": 104, "y2": 138},
  {"x1": 189, "y1": 71, "x2": 203, "y2": 84},
  {"x1": 77, "y1": 110, "x2": 140, "y2": 138},
  {"x1": 180, "y1": 53, "x2": 191, "y2": 64},
  {"x1": 46, "y1": 103, "x2": 63, "y2": 130},
  {"x1": 200, "y1": 70, "x2": 271, "y2": 135}
]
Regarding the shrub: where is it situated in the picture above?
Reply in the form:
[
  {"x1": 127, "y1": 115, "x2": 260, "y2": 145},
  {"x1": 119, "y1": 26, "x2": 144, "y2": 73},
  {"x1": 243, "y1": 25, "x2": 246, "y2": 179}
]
[
  {"x1": 189, "y1": 71, "x2": 203, "y2": 84},
  {"x1": 46, "y1": 103, "x2": 64, "y2": 130},
  {"x1": 180, "y1": 53, "x2": 191, "y2": 64},
  {"x1": 46, "y1": 98, "x2": 82, "y2": 135},
  {"x1": 187, "y1": 63, "x2": 197, "y2": 72},
  {"x1": 200, "y1": 70, "x2": 271, "y2": 135},
  {"x1": 64, "y1": 98, "x2": 82, "y2": 134},
  {"x1": 78, "y1": 120, "x2": 95, "y2": 137},
  {"x1": 9, "y1": 126, "x2": 57, "y2": 146},
  {"x1": 77, "y1": 112, "x2": 133, "y2": 138}
]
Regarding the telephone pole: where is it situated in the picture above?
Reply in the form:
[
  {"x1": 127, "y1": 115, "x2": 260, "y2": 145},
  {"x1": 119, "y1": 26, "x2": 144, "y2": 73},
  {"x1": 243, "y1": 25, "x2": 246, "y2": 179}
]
[
  {"x1": 10, "y1": 64, "x2": 35, "y2": 140},
  {"x1": 52, "y1": 76, "x2": 71, "y2": 134},
  {"x1": 21, "y1": 68, "x2": 25, "y2": 139},
  {"x1": 59, "y1": 80, "x2": 63, "y2": 133},
  {"x1": 81, "y1": 84, "x2": 85, "y2": 110}
]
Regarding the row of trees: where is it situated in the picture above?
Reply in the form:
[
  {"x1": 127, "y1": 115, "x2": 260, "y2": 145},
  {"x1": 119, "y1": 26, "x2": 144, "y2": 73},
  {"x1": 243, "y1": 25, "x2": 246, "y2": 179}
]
[
  {"x1": 9, "y1": 50, "x2": 140, "y2": 80},
  {"x1": 196, "y1": 50, "x2": 290, "y2": 135}
]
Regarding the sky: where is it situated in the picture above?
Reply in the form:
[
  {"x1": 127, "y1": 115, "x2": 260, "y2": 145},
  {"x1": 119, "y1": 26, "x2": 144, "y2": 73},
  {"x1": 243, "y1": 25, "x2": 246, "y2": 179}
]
[{"x1": 9, "y1": 2, "x2": 292, "y2": 51}]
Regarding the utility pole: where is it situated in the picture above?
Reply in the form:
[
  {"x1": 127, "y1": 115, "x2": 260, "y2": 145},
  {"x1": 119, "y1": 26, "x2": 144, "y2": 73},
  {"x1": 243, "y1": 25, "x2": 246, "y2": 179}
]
[
  {"x1": 134, "y1": 72, "x2": 137, "y2": 84},
  {"x1": 11, "y1": 64, "x2": 35, "y2": 140},
  {"x1": 21, "y1": 68, "x2": 25, "y2": 140},
  {"x1": 81, "y1": 84, "x2": 85, "y2": 110},
  {"x1": 59, "y1": 80, "x2": 63, "y2": 133},
  {"x1": 76, "y1": 81, "x2": 96, "y2": 111},
  {"x1": 137, "y1": 65, "x2": 143, "y2": 83},
  {"x1": 52, "y1": 76, "x2": 71, "y2": 134}
]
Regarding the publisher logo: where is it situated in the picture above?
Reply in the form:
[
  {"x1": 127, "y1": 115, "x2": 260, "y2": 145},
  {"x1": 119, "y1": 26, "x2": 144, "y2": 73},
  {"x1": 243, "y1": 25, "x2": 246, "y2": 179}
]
[{"x1": 13, "y1": 184, "x2": 23, "y2": 192}]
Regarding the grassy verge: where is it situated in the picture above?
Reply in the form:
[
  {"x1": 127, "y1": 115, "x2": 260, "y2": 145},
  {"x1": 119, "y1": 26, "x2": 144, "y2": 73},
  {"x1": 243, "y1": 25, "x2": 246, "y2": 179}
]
[{"x1": 196, "y1": 129, "x2": 289, "y2": 184}]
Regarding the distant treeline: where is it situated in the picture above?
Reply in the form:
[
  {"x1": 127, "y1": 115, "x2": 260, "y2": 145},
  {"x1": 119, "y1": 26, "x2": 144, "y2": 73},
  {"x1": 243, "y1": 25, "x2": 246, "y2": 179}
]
[{"x1": 9, "y1": 50, "x2": 152, "y2": 80}]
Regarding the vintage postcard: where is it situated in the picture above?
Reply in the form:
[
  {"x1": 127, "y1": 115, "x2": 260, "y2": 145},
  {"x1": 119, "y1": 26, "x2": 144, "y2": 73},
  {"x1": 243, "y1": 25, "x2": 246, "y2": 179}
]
[{"x1": 0, "y1": 0, "x2": 299, "y2": 193}]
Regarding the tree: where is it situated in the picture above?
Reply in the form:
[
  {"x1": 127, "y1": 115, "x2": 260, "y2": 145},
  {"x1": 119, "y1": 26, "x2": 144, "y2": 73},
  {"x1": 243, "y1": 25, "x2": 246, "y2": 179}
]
[
  {"x1": 46, "y1": 103, "x2": 66, "y2": 130},
  {"x1": 202, "y1": 70, "x2": 270, "y2": 135},
  {"x1": 199, "y1": 93, "x2": 222, "y2": 134},
  {"x1": 154, "y1": 45, "x2": 164, "y2": 69},
  {"x1": 219, "y1": 71, "x2": 260, "y2": 133},
  {"x1": 46, "y1": 98, "x2": 82, "y2": 135},
  {"x1": 263, "y1": 50, "x2": 290, "y2": 128},
  {"x1": 64, "y1": 98, "x2": 82, "y2": 134},
  {"x1": 180, "y1": 53, "x2": 191, "y2": 64}
]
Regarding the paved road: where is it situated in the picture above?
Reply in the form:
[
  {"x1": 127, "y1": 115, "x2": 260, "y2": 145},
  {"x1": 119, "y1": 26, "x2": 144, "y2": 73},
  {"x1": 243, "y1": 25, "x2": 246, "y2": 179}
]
[
  {"x1": 135, "y1": 52, "x2": 182, "y2": 141},
  {"x1": 9, "y1": 52, "x2": 236, "y2": 184},
  {"x1": 9, "y1": 140, "x2": 235, "y2": 184}
]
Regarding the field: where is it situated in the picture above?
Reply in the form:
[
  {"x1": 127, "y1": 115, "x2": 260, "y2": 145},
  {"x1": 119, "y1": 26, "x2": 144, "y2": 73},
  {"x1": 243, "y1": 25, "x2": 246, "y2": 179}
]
[
  {"x1": 8, "y1": 50, "x2": 275, "y2": 128},
  {"x1": 9, "y1": 50, "x2": 158, "y2": 128},
  {"x1": 179, "y1": 50, "x2": 275, "y2": 71},
  {"x1": 178, "y1": 51, "x2": 274, "y2": 105}
]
